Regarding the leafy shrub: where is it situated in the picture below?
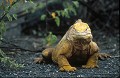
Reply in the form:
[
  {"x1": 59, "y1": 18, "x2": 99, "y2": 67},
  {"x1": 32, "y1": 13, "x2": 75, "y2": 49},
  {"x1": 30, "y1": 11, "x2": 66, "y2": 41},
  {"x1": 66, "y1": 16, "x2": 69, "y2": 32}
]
[
  {"x1": 39, "y1": 0, "x2": 79, "y2": 26},
  {"x1": 0, "y1": 0, "x2": 25, "y2": 69}
]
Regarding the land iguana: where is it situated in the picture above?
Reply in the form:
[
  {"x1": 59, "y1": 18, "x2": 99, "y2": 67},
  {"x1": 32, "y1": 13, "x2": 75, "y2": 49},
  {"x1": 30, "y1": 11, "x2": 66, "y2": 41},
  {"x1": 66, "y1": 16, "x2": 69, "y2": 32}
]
[{"x1": 34, "y1": 19, "x2": 110, "y2": 72}]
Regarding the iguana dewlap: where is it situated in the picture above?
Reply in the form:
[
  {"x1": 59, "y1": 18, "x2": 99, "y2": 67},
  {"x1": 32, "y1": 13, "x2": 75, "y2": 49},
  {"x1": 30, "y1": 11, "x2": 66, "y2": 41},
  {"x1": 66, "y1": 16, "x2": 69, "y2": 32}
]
[{"x1": 34, "y1": 19, "x2": 110, "y2": 72}]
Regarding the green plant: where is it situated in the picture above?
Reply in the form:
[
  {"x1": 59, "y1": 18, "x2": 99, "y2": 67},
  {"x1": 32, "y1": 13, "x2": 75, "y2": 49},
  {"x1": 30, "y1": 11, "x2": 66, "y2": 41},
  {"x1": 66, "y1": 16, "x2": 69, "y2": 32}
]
[
  {"x1": 0, "y1": 49, "x2": 24, "y2": 69},
  {"x1": 23, "y1": 0, "x2": 79, "y2": 46},
  {"x1": 45, "y1": 32, "x2": 57, "y2": 47},
  {"x1": 40, "y1": 0, "x2": 79, "y2": 27},
  {"x1": 0, "y1": 0, "x2": 79, "y2": 68},
  {"x1": 0, "y1": 0, "x2": 28, "y2": 69}
]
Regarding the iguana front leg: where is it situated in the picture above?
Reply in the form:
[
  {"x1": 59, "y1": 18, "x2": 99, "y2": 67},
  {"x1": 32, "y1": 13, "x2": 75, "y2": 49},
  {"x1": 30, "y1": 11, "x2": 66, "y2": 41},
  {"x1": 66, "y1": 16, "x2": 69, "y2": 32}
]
[
  {"x1": 82, "y1": 42, "x2": 110, "y2": 68},
  {"x1": 82, "y1": 53, "x2": 99, "y2": 68},
  {"x1": 82, "y1": 42, "x2": 99, "y2": 68},
  {"x1": 58, "y1": 55, "x2": 76, "y2": 72},
  {"x1": 52, "y1": 40, "x2": 76, "y2": 72},
  {"x1": 82, "y1": 53, "x2": 110, "y2": 68}
]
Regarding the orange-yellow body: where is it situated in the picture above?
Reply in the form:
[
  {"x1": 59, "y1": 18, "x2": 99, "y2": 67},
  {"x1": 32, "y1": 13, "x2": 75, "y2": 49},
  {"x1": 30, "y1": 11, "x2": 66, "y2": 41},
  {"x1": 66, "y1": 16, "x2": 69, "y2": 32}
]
[{"x1": 34, "y1": 19, "x2": 110, "y2": 72}]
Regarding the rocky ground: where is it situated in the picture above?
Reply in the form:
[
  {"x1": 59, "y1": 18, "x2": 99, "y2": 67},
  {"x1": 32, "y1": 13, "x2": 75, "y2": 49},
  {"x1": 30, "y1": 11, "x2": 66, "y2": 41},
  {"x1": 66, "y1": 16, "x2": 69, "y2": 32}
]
[{"x1": 0, "y1": 21, "x2": 119, "y2": 77}]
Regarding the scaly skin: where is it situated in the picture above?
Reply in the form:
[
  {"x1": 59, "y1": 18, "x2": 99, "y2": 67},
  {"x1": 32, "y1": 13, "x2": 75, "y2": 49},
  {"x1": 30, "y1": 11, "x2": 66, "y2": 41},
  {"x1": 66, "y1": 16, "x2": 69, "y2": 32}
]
[{"x1": 34, "y1": 19, "x2": 110, "y2": 72}]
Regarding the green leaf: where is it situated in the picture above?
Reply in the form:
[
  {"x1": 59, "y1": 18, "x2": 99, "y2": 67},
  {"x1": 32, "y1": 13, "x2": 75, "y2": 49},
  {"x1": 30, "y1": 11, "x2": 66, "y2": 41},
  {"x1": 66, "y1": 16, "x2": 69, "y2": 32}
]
[
  {"x1": 68, "y1": 7, "x2": 77, "y2": 16},
  {"x1": 71, "y1": 8, "x2": 77, "y2": 15},
  {"x1": 12, "y1": 14, "x2": 17, "y2": 20},
  {"x1": 61, "y1": 10, "x2": 65, "y2": 17},
  {"x1": 5, "y1": 6, "x2": 10, "y2": 12},
  {"x1": 40, "y1": 14, "x2": 46, "y2": 21},
  {"x1": 29, "y1": 0, "x2": 34, "y2": 4},
  {"x1": 63, "y1": 1, "x2": 70, "y2": 8},
  {"x1": 73, "y1": 1, "x2": 79, "y2": 8},
  {"x1": 45, "y1": 32, "x2": 57, "y2": 46},
  {"x1": 55, "y1": 16, "x2": 60, "y2": 27},
  {"x1": 0, "y1": 3, "x2": 5, "y2": 10},
  {"x1": 0, "y1": 49, "x2": 6, "y2": 57},
  {"x1": 64, "y1": 9, "x2": 70, "y2": 18},
  {"x1": 56, "y1": 11, "x2": 61, "y2": 16},
  {"x1": 6, "y1": 14, "x2": 12, "y2": 21}
]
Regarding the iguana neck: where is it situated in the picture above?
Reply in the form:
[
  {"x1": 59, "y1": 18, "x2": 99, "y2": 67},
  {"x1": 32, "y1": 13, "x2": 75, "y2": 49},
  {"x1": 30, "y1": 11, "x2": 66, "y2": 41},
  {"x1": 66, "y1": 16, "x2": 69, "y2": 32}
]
[{"x1": 72, "y1": 41, "x2": 90, "y2": 50}]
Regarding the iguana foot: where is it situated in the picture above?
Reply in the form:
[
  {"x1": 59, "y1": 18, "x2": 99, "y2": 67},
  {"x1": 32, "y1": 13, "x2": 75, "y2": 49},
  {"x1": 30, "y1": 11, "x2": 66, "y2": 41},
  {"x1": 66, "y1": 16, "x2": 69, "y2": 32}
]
[
  {"x1": 82, "y1": 64, "x2": 99, "y2": 68},
  {"x1": 98, "y1": 53, "x2": 111, "y2": 60},
  {"x1": 34, "y1": 57, "x2": 44, "y2": 64},
  {"x1": 59, "y1": 66, "x2": 77, "y2": 72}
]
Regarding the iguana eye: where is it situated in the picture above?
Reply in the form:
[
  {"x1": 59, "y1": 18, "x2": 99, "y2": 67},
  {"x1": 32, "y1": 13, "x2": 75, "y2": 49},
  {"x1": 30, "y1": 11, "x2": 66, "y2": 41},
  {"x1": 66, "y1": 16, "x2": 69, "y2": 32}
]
[
  {"x1": 87, "y1": 28, "x2": 89, "y2": 31},
  {"x1": 85, "y1": 28, "x2": 87, "y2": 31}
]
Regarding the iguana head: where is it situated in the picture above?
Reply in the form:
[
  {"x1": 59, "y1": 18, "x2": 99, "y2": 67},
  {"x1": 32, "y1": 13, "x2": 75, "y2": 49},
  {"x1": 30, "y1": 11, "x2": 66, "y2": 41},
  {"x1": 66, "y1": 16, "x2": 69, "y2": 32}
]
[{"x1": 67, "y1": 19, "x2": 93, "y2": 44}]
